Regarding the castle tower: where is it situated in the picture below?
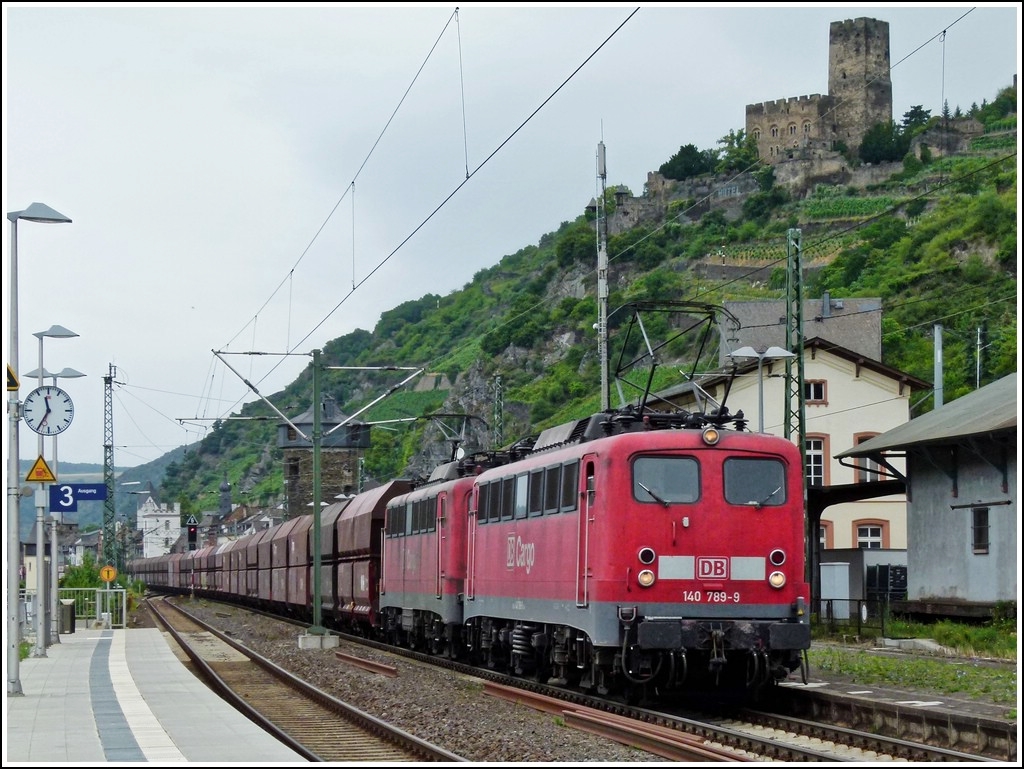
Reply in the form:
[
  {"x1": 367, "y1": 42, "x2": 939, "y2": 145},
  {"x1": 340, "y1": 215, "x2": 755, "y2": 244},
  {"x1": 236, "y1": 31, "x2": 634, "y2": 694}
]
[{"x1": 827, "y1": 17, "x2": 893, "y2": 153}]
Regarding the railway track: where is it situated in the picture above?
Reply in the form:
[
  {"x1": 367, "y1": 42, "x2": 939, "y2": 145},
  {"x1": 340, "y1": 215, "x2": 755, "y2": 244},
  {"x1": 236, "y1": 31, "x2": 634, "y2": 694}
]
[
  {"x1": 147, "y1": 597, "x2": 464, "y2": 762},
  {"x1": 315, "y1": 620, "x2": 1001, "y2": 762},
  {"x1": 161, "y1": 596, "x2": 1010, "y2": 762}
]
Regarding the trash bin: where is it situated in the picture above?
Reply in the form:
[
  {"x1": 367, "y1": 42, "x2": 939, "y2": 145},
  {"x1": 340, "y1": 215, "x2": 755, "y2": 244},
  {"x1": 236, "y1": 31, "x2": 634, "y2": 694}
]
[{"x1": 59, "y1": 599, "x2": 76, "y2": 634}]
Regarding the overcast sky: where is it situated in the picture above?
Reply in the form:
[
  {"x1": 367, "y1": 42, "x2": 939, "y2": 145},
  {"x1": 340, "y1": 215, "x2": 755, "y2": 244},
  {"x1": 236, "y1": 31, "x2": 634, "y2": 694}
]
[{"x1": 4, "y1": 2, "x2": 1020, "y2": 470}]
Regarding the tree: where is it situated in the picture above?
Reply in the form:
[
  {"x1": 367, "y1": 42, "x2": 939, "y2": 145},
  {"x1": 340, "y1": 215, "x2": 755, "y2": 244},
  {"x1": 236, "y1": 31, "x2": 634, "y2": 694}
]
[
  {"x1": 659, "y1": 143, "x2": 718, "y2": 181},
  {"x1": 859, "y1": 121, "x2": 909, "y2": 164},
  {"x1": 715, "y1": 129, "x2": 759, "y2": 174},
  {"x1": 901, "y1": 105, "x2": 931, "y2": 134}
]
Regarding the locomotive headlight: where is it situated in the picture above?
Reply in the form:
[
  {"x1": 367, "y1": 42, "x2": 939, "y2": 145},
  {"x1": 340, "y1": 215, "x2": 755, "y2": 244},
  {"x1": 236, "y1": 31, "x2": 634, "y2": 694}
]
[
  {"x1": 702, "y1": 427, "x2": 721, "y2": 445},
  {"x1": 768, "y1": 570, "x2": 787, "y2": 589},
  {"x1": 637, "y1": 569, "x2": 656, "y2": 588}
]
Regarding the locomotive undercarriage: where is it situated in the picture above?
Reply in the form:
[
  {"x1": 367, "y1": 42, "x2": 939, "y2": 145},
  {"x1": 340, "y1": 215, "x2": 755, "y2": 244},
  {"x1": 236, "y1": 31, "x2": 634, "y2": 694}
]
[
  {"x1": 380, "y1": 607, "x2": 464, "y2": 659},
  {"x1": 458, "y1": 615, "x2": 806, "y2": 699},
  {"x1": 375, "y1": 608, "x2": 806, "y2": 699}
]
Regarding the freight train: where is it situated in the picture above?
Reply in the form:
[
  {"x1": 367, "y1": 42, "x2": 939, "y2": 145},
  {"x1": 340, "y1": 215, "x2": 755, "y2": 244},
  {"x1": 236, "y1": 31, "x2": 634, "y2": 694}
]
[{"x1": 131, "y1": 400, "x2": 811, "y2": 702}]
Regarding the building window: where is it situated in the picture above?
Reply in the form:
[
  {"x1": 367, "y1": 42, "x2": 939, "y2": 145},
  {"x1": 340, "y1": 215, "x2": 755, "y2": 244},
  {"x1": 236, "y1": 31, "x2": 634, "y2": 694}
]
[
  {"x1": 770, "y1": 126, "x2": 779, "y2": 138},
  {"x1": 854, "y1": 433, "x2": 882, "y2": 482},
  {"x1": 855, "y1": 521, "x2": 887, "y2": 548},
  {"x1": 803, "y1": 121, "x2": 811, "y2": 134},
  {"x1": 818, "y1": 521, "x2": 833, "y2": 550},
  {"x1": 164, "y1": 520, "x2": 169, "y2": 530},
  {"x1": 753, "y1": 128, "x2": 761, "y2": 140},
  {"x1": 972, "y1": 507, "x2": 989, "y2": 554},
  {"x1": 789, "y1": 123, "x2": 797, "y2": 135},
  {"x1": 805, "y1": 435, "x2": 827, "y2": 487},
  {"x1": 805, "y1": 380, "x2": 826, "y2": 403}
]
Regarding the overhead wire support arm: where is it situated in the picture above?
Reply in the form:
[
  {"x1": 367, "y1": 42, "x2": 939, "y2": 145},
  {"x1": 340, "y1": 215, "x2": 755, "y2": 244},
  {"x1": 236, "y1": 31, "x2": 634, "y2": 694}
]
[
  {"x1": 323, "y1": 366, "x2": 424, "y2": 437},
  {"x1": 211, "y1": 349, "x2": 311, "y2": 442}
]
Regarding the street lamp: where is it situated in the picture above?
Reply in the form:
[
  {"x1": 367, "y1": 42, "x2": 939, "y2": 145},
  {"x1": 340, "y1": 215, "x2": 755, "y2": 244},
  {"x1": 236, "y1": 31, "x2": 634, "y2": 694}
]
[
  {"x1": 7, "y1": 202, "x2": 72, "y2": 695},
  {"x1": 25, "y1": 365, "x2": 85, "y2": 645},
  {"x1": 728, "y1": 345, "x2": 797, "y2": 433},
  {"x1": 28, "y1": 327, "x2": 79, "y2": 656}
]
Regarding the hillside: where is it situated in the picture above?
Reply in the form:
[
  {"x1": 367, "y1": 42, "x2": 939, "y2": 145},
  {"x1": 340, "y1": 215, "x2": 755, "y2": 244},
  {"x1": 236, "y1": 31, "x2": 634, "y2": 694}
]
[{"x1": 133, "y1": 86, "x2": 1018, "y2": 517}]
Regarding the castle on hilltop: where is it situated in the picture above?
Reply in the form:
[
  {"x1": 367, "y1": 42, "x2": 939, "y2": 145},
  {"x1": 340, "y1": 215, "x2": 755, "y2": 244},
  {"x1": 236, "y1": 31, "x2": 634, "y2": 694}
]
[{"x1": 746, "y1": 17, "x2": 893, "y2": 164}]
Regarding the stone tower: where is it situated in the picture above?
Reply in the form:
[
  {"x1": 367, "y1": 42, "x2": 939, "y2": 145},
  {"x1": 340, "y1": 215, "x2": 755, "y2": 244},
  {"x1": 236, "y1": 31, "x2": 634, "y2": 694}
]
[
  {"x1": 745, "y1": 16, "x2": 893, "y2": 164},
  {"x1": 827, "y1": 17, "x2": 893, "y2": 152}
]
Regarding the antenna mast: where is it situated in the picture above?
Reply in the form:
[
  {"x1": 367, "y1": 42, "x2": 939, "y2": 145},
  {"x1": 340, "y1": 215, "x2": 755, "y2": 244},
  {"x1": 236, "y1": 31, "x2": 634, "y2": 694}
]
[{"x1": 596, "y1": 141, "x2": 609, "y2": 411}]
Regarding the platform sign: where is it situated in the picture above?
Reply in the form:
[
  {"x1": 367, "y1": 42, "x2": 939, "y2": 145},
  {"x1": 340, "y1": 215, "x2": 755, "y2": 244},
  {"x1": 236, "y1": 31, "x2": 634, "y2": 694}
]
[
  {"x1": 50, "y1": 482, "x2": 108, "y2": 513},
  {"x1": 100, "y1": 565, "x2": 117, "y2": 584}
]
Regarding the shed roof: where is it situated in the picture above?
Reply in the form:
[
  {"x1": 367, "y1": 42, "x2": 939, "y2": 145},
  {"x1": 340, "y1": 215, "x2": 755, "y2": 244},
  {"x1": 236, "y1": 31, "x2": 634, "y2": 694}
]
[{"x1": 836, "y1": 372, "x2": 1017, "y2": 458}]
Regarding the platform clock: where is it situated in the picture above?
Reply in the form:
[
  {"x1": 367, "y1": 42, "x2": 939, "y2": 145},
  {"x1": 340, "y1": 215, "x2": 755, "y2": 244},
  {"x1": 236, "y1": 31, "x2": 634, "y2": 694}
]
[{"x1": 22, "y1": 385, "x2": 75, "y2": 436}]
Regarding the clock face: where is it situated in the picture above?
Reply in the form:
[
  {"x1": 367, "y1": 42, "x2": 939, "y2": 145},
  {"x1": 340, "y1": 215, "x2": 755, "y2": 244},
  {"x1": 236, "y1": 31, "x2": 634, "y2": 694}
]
[{"x1": 22, "y1": 385, "x2": 75, "y2": 436}]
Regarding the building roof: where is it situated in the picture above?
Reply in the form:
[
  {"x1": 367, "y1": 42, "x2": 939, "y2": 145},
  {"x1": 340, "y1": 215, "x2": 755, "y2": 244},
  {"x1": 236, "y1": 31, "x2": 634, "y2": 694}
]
[
  {"x1": 837, "y1": 372, "x2": 1017, "y2": 458},
  {"x1": 656, "y1": 336, "x2": 930, "y2": 403},
  {"x1": 720, "y1": 295, "x2": 883, "y2": 364}
]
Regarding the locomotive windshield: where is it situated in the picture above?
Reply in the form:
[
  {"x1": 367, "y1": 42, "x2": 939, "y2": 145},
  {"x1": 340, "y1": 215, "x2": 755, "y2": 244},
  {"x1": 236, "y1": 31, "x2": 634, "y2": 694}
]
[
  {"x1": 723, "y1": 457, "x2": 787, "y2": 507},
  {"x1": 632, "y1": 456, "x2": 699, "y2": 504}
]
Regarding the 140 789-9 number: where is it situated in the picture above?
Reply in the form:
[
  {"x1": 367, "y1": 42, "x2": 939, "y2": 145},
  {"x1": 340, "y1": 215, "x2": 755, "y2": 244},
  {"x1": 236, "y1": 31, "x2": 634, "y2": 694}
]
[{"x1": 681, "y1": 590, "x2": 741, "y2": 603}]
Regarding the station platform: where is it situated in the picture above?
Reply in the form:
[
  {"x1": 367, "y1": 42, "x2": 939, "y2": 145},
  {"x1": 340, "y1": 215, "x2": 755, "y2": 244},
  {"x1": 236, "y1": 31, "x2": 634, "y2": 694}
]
[{"x1": 4, "y1": 625, "x2": 306, "y2": 764}]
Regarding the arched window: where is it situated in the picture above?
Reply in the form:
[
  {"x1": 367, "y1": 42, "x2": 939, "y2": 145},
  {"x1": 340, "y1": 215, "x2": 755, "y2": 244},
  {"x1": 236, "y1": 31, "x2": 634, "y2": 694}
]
[
  {"x1": 753, "y1": 128, "x2": 761, "y2": 140},
  {"x1": 789, "y1": 123, "x2": 797, "y2": 135},
  {"x1": 770, "y1": 125, "x2": 779, "y2": 138},
  {"x1": 853, "y1": 519, "x2": 888, "y2": 549},
  {"x1": 803, "y1": 121, "x2": 812, "y2": 134},
  {"x1": 853, "y1": 433, "x2": 882, "y2": 482}
]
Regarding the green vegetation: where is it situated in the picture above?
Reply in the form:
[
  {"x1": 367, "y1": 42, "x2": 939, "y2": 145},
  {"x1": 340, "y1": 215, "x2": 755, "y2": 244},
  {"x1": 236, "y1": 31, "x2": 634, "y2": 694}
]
[
  {"x1": 809, "y1": 610, "x2": 1018, "y2": 714},
  {"x1": 808, "y1": 645, "x2": 1017, "y2": 711},
  {"x1": 134, "y1": 79, "x2": 1015, "y2": 514}
]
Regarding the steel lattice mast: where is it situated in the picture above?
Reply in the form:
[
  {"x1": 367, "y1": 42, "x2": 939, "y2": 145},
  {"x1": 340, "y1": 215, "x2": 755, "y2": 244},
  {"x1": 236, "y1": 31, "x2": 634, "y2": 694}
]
[
  {"x1": 102, "y1": 363, "x2": 116, "y2": 566},
  {"x1": 782, "y1": 229, "x2": 809, "y2": 591}
]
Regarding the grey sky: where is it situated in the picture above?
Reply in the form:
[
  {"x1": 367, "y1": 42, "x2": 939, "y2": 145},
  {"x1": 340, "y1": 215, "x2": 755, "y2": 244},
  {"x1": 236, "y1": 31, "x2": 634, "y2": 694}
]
[{"x1": 4, "y1": 2, "x2": 1020, "y2": 469}]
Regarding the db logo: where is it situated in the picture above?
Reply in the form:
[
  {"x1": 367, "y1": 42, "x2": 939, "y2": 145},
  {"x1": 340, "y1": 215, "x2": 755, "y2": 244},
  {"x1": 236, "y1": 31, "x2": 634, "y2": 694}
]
[{"x1": 697, "y1": 557, "x2": 728, "y2": 579}]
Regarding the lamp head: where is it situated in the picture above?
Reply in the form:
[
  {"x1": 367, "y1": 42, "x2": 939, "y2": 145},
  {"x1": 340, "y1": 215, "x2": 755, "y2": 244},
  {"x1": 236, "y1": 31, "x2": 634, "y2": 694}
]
[
  {"x1": 34, "y1": 324, "x2": 78, "y2": 340},
  {"x1": 728, "y1": 346, "x2": 759, "y2": 359},
  {"x1": 8, "y1": 202, "x2": 72, "y2": 224}
]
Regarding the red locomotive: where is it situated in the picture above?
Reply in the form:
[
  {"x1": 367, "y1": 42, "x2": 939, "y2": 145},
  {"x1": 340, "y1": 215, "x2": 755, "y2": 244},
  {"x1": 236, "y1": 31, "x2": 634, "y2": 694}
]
[
  {"x1": 131, "y1": 405, "x2": 810, "y2": 701},
  {"x1": 131, "y1": 302, "x2": 811, "y2": 700}
]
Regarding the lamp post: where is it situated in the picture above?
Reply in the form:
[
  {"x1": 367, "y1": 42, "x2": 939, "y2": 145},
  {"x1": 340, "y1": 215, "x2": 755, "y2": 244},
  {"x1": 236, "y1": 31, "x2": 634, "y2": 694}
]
[
  {"x1": 30, "y1": 327, "x2": 79, "y2": 654},
  {"x1": 25, "y1": 365, "x2": 85, "y2": 644},
  {"x1": 728, "y1": 345, "x2": 797, "y2": 433},
  {"x1": 7, "y1": 202, "x2": 72, "y2": 695}
]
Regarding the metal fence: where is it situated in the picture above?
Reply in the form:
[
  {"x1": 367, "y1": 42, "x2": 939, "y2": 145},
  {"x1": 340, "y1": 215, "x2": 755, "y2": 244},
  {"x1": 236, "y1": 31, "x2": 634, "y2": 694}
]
[
  {"x1": 20, "y1": 587, "x2": 127, "y2": 640},
  {"x1": 812, "y1": 597, "x2": 899, "y2": 639}
]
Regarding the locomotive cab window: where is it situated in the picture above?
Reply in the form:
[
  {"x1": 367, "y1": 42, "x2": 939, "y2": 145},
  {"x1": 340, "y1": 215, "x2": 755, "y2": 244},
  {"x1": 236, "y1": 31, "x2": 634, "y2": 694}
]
[
  {"x1": 724, "y1": 458, "x2": 786, "y2": 507},
  {"x1": 633, "y1": 456, "x2": 699, "y2": 504}
]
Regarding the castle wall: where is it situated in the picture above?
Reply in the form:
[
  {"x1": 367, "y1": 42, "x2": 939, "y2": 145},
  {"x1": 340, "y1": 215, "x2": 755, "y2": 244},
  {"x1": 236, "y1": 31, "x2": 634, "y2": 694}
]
[{"x1": 746, "y1": 94, "x2": 835, "y2": 164}]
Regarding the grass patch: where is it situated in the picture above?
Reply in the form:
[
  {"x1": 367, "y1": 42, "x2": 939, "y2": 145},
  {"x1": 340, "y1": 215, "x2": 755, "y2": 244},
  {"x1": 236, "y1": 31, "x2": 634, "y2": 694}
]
[{"x1": 808, "y1": 645, "x2": 1017, "y2": 709}]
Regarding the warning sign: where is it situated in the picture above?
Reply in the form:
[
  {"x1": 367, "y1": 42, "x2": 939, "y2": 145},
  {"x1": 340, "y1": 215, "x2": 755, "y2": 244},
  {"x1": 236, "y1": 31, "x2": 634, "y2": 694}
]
[
  {"x1": 185, "y1": 514, "x2": 199, "y2": 526},
  {"x1": 6, "y1": 364, "x2": 18, "y2": 391},
  {"x1": 26, "y1": 456, "x2": 56, "y2": 483},
  {"x1": 100, "y1": 565, "x2": 117, "y2": 583}
]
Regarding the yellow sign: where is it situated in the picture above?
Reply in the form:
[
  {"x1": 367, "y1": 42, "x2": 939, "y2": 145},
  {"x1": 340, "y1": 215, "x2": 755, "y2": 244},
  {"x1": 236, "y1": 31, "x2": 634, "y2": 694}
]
[
  {"x1": 26, "y1": 456, "x2": 56, "y2": 483},
  {"x1": 100, "y1": 565, "x2": 117, "y2": 583},
  {"x1": 6, "y1": 364, "x2": 18, "y2": 391}
]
